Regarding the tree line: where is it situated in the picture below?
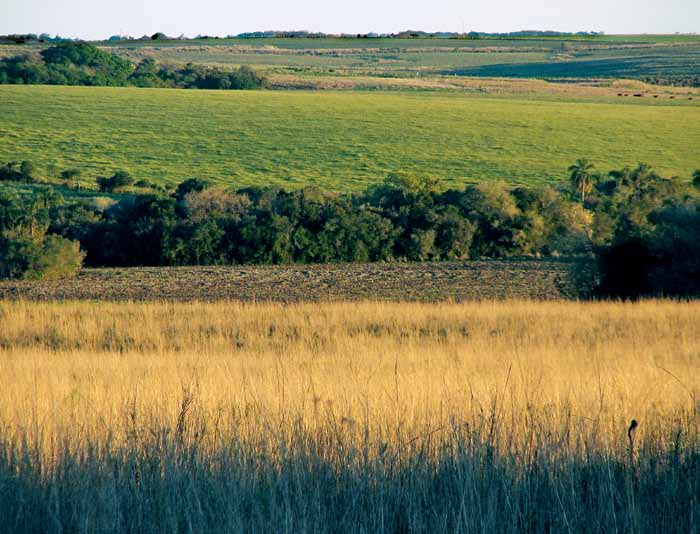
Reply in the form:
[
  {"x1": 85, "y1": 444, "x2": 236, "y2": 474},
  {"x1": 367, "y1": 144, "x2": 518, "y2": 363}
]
[
  {"x1": 642, "y1": 76, "x2": 700, "y2": 88},
  {"x1": 1, "y1": 161, "x2": 698, "y2": 297},
  {"x1": 0, "y1": 42, "x2": 267, "y2": 89}
]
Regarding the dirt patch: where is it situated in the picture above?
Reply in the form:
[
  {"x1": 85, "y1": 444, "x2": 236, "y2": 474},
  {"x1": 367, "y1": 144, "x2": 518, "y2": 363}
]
[{"x1": 0, "y1": 260, "x2": 587, "y2": 302}]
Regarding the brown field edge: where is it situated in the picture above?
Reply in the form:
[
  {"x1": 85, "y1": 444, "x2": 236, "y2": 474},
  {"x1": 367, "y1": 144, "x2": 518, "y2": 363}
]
[{"x1": 0, "y1": 260, "x2": 584, "y2": 302}]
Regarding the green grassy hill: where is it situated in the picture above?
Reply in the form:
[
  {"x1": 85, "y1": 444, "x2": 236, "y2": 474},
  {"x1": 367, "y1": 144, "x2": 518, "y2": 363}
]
[{"x1": 0, "y1": 85, "x2": 698, "y2": 190}]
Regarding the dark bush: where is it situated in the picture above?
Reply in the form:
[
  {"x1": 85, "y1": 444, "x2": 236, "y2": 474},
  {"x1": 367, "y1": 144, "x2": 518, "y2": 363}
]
[
  {"x1": 174, "y1": 178, "x2": 210, "y2": 201},
  {"x1": 0, "y1": 161, "x2": 36, "y2": 183},
  {"x1": 97, "y1": 170, "x2": 134, "y2": 192}
]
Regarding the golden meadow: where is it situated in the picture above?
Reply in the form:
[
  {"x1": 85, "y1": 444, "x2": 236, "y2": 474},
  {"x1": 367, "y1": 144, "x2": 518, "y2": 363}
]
[{"x1": 0, "y1": 300, "x2": 698, "y2": 533}]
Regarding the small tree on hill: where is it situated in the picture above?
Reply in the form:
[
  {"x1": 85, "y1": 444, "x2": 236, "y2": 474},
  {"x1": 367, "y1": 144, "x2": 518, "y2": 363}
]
[
  {"x1": 174, "y1": 178, "x2": 210, "y2": 201},
  {"x1": 19, "y1": 161, "x2": 36, "y2": 182},
  {"x1": 60, "y1": 168, "x2": 81, "y2": 181},
  {"x1": 111, "y1": 170, "x2": 133, "y2": 189},
  {"x1": 96, "y1": 170, "x2": 134, "y2": 193}
]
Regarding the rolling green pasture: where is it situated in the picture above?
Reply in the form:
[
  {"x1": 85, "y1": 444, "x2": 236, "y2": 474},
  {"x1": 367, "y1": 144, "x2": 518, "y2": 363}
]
[{"x1": 1, "y1": 85, "x2": 698, "y2": 190}]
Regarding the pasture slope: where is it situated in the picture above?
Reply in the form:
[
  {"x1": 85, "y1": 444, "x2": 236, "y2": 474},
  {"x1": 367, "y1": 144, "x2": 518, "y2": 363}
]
[{"x1": 1, "y1": 84, "x2": 699, "y2": 190}]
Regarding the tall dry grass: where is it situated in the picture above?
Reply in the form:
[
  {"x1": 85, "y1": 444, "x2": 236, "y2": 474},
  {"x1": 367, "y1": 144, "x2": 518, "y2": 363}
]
[{"x1": 0, "y1": 300, "x2": 698, "y2": 533}]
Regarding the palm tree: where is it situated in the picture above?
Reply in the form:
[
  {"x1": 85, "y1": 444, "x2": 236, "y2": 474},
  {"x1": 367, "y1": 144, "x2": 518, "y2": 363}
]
[{"x1": 568, "y1": 159, "x2": 595, "y2": 203}]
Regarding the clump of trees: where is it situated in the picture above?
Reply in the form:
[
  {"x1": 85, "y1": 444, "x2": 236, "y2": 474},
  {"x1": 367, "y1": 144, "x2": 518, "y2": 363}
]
[
  {"x1": 96, "y1": 170, "x2": 134, "y2": 193},
  {"x1": 1, "y1": 161, "x2": 698, "y2": 296},
  {"x1": 642, "y1": 76, "x2": 700, "y2": 88},
  {"x1": 0, "y1": 42, "x2": 267, "y2": 90},
  {"x1": 0, "y1": 189, "x2": 83, "y2": 280},
  {"x1": 50, "y1": 175, "x2": 590, "y2": 268},
  {"x1": 0, "y1": 161, "x2": 37, "y2": 183},
  {"x1": 586, "y1": 164, "x2": 700, "y2": 297}
]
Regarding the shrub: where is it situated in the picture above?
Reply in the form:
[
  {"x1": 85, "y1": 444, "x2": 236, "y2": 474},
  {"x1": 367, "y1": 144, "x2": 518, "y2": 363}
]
[
  {"x1": 19, "y1": 161, "x2": 36, "y2": 181},
  {"x1": 97, "y1": 170, "x2": 134, "y2": 192},
  {"x1": 174, "y1": 178, "x2": 210, "y2": 202},
  {"x1": 0, "y1": 161, "x2": 36, "y2": 183},
  {"x1": 60, "y1": 168, "x2": 81, "y2": 181},
  {"x1": 0, "y1": 234, "x2": 83, "y2": 280}
]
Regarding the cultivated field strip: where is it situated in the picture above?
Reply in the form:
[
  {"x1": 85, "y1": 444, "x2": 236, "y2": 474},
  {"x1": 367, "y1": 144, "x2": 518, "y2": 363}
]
[{"x1": 0, "y1": 261, "x2": 584, "y2": 301}]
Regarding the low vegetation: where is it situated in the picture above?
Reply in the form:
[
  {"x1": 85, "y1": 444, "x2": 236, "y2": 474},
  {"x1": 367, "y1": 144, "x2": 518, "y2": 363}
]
[{"x1": 0, "y1": 300, "x2": 697, "y2": 533}]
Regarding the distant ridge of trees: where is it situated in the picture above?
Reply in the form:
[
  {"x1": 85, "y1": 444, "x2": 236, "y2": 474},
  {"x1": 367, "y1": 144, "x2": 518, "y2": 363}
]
[
  {"x1": 642, "y1": 76, "x2": 700, "y2": 88},
  {"x1": 0, "y1": 30, "x2": 605, "y2": 44},
  {"x1": 228, "y1": 30, "x2": 605, "y2": 40},
  {"x1": 0, "y1": 42, "x2": 267, "y2": 90},
  {"x1": 0, "y1": 33, "x2": 70, "y2": 44}
]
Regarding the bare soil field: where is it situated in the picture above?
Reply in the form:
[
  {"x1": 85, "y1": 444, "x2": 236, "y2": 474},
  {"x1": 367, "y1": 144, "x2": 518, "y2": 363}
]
[{"x1": 0, "y1": 260, "x2": 585, "y2": 302}]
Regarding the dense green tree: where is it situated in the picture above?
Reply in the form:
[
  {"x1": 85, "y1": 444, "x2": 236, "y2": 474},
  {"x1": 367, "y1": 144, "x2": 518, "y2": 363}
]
[
  {"x1": 60, "y1": 168, "x2": 81, "y2": 182},
  {"x1": 0, "y1": 160, "x2": 36, "y2": 182},
  {"x1": 434, "y1": 206, "x2": 476, "y2": 260},
  {"x1": 0, "y1": 190, "x2": 82, "y2": 280},
  {"x1": 174, "y1": 178, "x2": 210, "y2": 202},
  {"x1": 19, "y1": 161, "x2": 36, "y2": 181},
  {"x1": 316, "y1": 205, "x2": 397, "y2": 262},
  {"x1": 97, "y1": 170, "x2": 134, "y2": 193},
  {"x1": 0, "y1": 43, "x2": 267, "y2": 90},
  {"x1": 169, "y1": 220, "x2": 225, "y2": 265},
  {"x1": 130, "y1": 58, "x2": 163, "y2": 87},
  {"x1": 0, "y1": 234, "x2": 83, "y2": 280}
]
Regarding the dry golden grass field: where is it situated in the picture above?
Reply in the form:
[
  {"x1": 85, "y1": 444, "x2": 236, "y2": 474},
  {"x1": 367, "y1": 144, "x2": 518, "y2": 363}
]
[{"x1": 0, "y1": 299, "x2": 698, "y2": 533}]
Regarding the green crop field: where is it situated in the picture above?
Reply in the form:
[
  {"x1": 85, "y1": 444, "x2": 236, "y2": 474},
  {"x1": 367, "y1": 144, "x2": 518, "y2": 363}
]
[
  {"x1": 1, "y1": 84, "x2": 698, "y2": 190},
  {"x1": 98, "y1": 37, "x2": 700, "y2": 81},
  {"x1": 5, "y1": 34, "x2": 700, "y2": 82}
]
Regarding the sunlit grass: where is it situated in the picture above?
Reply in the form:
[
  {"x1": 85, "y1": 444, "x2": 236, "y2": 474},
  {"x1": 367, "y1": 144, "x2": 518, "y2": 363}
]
[
  {"x1": 1, "y1": 85, "x2": 699, "y2": 191},
  {"x1": 0, "y1": 300, "x2": 697, "y2": 532}
]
